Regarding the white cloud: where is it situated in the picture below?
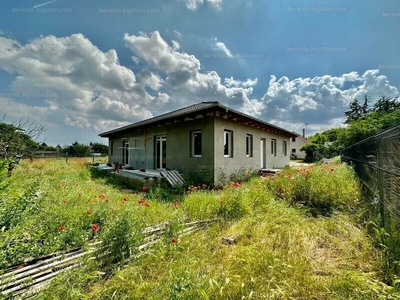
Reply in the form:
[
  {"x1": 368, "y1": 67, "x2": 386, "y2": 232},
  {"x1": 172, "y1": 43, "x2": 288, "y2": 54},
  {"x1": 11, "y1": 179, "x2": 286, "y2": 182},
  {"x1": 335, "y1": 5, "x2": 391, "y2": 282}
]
[
  {"x1": 260, "y1": 70, "x2": 399, "y2": 133},
  {"x1": 171, "y1": 40, "x2": 180, "y2": 51},
  {"x1": 214, "y1": 41, "x2": 233, "y2": 58},
  {"x1": 124, "y1": 31, "x2": 260, "y2": 114},
  {"x1": 173, "y1": 30, "x2": 182, "y2": 37},
  {"x1": 185, "y1": 0, "x2": 223, "y2": 10},
  {"x1": 224, "y1": 77, "x2": 258, "y2": 88},
  {"x1": 0, "y1": 33, "x2": 159, "y2": 133},
  {"x1": 0, "y1": 31, "x2": 259, "y2": 139},
  {"x1": 1, "y1": 31, "x2": 398, "y2": 144}
]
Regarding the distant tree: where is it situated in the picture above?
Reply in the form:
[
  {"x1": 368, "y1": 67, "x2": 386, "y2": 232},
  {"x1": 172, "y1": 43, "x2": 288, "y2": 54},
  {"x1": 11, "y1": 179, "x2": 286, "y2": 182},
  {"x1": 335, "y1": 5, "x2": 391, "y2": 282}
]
[
  {"x1": 38, "y1": 142, "x2": 57, "y2": 151},
  {"x1": 308, "y1": 132, "x2": 327, "y2": 145},
  {"x1": 338, "y1": 109, "x2": 400, "y2": 148},
  {"x1": 69, "y1": 142, "x2": 89, "y2": 156},
  {"x1": 300, "y1": 143, "x2": 323, "y2": 162},
  {"x1": 344, "y1": 95, "x2": 370, "y2": 124},
  {"x1": 90, "y1": 142, "x2": 109, "y2": 155},
  {"x1": 0, "y1": 116, "x2": 44, "y2": 160},
  {"x1": 372, "y1": 96, "x2": 400, "y2": 113}
]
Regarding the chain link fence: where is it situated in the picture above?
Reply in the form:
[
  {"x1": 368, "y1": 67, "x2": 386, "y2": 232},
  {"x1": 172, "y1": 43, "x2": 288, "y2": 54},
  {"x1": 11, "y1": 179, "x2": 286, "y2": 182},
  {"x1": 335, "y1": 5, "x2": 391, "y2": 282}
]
[
  {"x1": 341, "y1": 124, "x2": 400, "y2": 226},
  {"x1": 341, "y1": 124, "x2": 400, "y2": 280}
]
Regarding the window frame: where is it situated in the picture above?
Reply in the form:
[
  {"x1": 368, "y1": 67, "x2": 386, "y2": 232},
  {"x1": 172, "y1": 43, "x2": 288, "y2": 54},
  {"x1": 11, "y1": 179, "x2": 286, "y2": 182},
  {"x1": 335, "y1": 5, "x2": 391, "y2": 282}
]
[
  {"x1": 191, "y1": 130, "x2": 202, "y2": 157},
  {"x1": 271, "y1": 138, "x2": 277, "y2": 156},
  {"x1": 246, "y1": 134, "x2": 253, "y2": 157},
  {"x1": 224, "y1": 130, "x2": 233, "y2": 158},
  {"x1": 283, "y1": 141, "x2": 287, "y2": 156}
]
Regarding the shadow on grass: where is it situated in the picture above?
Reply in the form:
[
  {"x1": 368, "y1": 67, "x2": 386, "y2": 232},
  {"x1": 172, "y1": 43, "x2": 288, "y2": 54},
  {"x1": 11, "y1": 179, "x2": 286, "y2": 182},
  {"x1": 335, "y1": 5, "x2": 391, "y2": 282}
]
[{"x1": 89, "y1": 167, "x2": 143, "y2": 191}]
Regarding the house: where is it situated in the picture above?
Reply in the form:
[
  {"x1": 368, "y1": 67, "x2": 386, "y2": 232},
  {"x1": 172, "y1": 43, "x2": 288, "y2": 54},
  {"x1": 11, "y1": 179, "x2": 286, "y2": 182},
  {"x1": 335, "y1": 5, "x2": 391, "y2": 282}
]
[
  {"x1": 290, "y1": 130, "x2": 308, "y2": 159},
  {"x1": 99, "y1": 102, "x2": 297, "y2": 182}
]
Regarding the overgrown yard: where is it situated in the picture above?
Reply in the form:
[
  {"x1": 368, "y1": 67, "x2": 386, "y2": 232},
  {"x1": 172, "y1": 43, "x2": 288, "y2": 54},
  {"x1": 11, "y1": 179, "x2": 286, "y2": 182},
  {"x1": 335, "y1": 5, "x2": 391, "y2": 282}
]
[{"x1": 0, "y1": 158, "x2": 399, "y2": 299}]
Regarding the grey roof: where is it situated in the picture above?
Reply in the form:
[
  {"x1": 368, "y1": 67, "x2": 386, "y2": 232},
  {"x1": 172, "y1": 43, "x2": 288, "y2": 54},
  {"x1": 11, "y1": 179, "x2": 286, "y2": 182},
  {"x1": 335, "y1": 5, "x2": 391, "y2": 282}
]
[{"x1": 99, "y1": 101, "x2": 296, "y2": 137}]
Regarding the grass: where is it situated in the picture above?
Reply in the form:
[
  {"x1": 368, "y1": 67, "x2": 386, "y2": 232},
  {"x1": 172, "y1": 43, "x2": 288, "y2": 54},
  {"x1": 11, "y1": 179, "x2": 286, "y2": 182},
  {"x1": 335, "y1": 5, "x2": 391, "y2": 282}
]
[{"x1": 0, "y1": 158, "x2": 399, "y2": 299}]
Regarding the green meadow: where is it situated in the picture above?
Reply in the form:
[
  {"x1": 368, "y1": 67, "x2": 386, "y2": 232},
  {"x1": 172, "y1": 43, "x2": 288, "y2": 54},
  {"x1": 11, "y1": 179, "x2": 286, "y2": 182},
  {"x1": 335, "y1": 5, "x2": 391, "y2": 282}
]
[{"x1": 0, "y1": 158, "x2": 398, "y2": 299}]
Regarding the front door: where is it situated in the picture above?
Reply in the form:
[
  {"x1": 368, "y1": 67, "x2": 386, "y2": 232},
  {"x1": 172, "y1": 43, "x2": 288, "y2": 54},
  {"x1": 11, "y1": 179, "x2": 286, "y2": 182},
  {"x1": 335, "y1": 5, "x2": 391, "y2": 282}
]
[{"x1": 156, "y1": 136, "x2": 166, "y2": 169}]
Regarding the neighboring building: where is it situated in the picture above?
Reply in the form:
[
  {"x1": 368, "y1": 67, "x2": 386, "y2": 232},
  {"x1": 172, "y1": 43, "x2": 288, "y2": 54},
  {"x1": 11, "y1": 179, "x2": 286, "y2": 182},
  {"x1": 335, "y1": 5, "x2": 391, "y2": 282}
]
[
  {"x1": 290, "y1": 129, "x2": 308, "y2": 159},
  {"x1": 99, "y1": 102, "x2": 296, "y2": 182}
]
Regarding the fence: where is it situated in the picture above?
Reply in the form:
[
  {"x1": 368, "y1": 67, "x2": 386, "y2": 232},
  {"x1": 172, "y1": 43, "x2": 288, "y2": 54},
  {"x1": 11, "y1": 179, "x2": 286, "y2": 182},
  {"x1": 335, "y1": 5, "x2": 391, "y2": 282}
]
[
  {"x1": 341, "y1": 123, "x2": 400, "y2": 226},
  {"x1": 341, "y1": 123, "x2": 400, "y2": 279}
]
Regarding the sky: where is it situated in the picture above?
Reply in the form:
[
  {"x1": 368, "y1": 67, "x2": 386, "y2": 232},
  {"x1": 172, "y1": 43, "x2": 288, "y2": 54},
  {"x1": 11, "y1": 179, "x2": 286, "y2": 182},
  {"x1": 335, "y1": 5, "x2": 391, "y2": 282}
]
[{"x1": 0, "y1": 0, "x2": 399, "y2": 146}]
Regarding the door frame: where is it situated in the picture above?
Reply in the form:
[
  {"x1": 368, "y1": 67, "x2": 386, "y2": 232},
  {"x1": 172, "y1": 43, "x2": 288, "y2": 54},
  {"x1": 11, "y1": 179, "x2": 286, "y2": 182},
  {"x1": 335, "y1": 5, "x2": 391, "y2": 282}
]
[{"x1": 155, "y1": 135, "x2": 166, "y2": 170}]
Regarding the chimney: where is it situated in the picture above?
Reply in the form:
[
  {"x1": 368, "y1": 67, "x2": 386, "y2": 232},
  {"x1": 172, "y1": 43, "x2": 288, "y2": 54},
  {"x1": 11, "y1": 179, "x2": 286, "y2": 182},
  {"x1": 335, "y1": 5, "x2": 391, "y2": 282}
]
[{"x1": 302, "y1": 128, "x2": 305, "y2": 138}]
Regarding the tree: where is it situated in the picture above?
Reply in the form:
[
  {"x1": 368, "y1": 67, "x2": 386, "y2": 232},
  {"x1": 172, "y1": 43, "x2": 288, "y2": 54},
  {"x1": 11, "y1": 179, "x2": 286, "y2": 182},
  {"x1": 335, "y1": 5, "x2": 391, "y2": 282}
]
[
  {"x1": 0, "y1": 117, "x2": 44, "y2": 160},
  {"x1": 300, "y1": 143, "x2": 323, "y2": 162},
  {"x1": 90, "y1": 142, "x2": 109, "y2": 155},
  {"x1": 372, "y1": 96, "x2": 400, "y2": 113},
  {"x1": 60, "y1": 142, "x2": 90, "y2": 157},
  {"x1": 344, "y1": 95, "x2": 370, "y2": 124}
]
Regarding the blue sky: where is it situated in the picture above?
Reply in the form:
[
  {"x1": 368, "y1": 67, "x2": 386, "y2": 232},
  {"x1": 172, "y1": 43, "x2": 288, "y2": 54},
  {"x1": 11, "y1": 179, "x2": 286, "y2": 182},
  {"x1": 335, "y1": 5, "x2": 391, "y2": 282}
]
[{"x1": 0, "y1": 0, "x2": 399, "y2": 146}]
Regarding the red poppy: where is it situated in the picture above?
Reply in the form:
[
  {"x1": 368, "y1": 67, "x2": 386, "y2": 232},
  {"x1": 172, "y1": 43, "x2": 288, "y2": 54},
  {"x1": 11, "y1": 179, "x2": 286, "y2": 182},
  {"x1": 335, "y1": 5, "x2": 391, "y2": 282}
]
[
  {"x1": 91, "y1": 224, "x2": 100, "y2": 232},
  {"x1": 86, "y1": 210, "x2": 92, "y2": 215},
  {"x1": 145, "y1": 203, "x2": 150, "y2": 207},
  {"x1": 138, "y1": 199, "x2": 144, "y2": 204},
  {"x1": 123, "y1": 197, "x2": 128, "y2": 201},
  {"x1": 173, "y1": 201, "x2": 179, "y2": 207},
  {"x1": 171, "y1": 237, "x2": 177, "y2": 243},
  {"x1": 220, "y1": 201, "x2": 224, "y2": 205},
  {"x1": 59, "y1": 225, "x2": 65, "y2": 231},
  {"x1": 141, "y1": 186, "x2": 148, "y2": 192},
  {"x1": 165, "y1": 222, "x2": 169, "y2": 227}
]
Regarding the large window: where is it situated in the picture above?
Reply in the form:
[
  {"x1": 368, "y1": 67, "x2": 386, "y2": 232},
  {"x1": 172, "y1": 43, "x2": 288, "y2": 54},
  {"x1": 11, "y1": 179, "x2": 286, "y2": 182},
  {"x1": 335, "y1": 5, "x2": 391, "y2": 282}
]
[
  {"x1": 246, "y1": 134, "x2": 253, "y2": 157},
  {"x1": 191, "y1": 130, "x2": 202, "y2": 157},
  {"x1": 283, "y1": 141, "x2": 287, "y2": 156},
  {"x1": 224, "y1": 130, "x2": 233, "y2": 157},
  {"x1": 271, "y1": 138, "x2": 276, "y2": 156}
]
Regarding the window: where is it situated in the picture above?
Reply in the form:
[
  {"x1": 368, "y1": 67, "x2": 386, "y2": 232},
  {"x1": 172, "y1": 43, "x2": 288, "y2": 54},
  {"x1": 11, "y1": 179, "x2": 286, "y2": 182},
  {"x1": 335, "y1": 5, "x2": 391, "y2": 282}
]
[
  {"x1": 191, "y1": 130, "x2": 202, "y2": 157},
  {"x1": 123, "y1": 140, "x2": 129, "y2": 165},
  {"x1": 271, "y1": 138, "x2": 276, "y2": 156},
  {"x1": 110, "y1": 141, "x2": 114, "y2": 155},
  {"x1": 246, "y1": 134, "x2": 253, "y2": 157},
  {"x1": 292, "y1": 137, "x2": 296, "y2": 142},
  {"x1": 292, "y1": 148, "x2": 296, "y2": 153},
  {"x1": 224, "y1": 130, "x2": 233, "y2": 157},
  {"x1": 283, "y1": 141, "x2": 287, "y2": 156}
]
